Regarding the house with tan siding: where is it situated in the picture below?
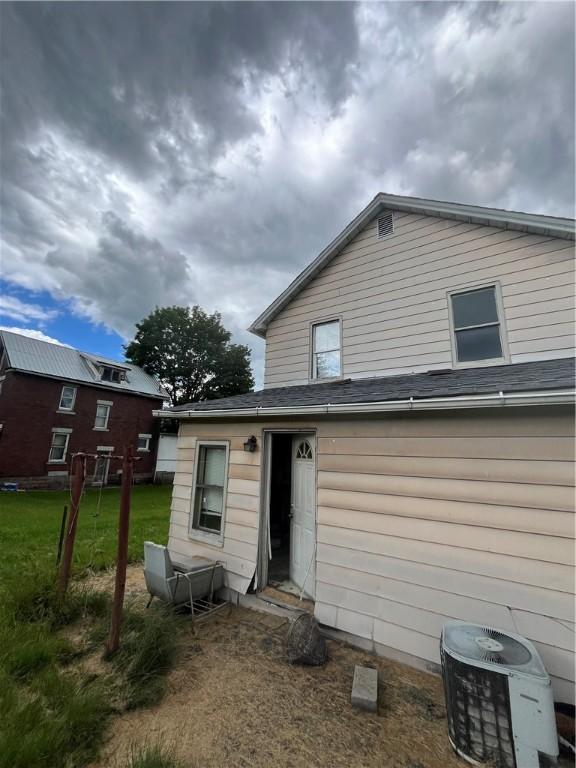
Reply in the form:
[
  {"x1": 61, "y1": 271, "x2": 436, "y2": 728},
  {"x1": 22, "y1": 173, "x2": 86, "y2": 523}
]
[{"x1": 157, "y1": 193, "x2": 575, "y2": 703}]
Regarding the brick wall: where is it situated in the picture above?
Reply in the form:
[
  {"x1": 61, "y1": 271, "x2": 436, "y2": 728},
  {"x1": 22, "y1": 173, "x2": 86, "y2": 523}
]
[{"x1": 0, "y1": 370, "x2": 164, "y2": 487}]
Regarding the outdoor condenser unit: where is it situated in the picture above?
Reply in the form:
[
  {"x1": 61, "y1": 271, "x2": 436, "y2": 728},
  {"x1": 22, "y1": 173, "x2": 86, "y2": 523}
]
[{"x1": 440, "y1": 622, "x2": 559, "y2": 768}]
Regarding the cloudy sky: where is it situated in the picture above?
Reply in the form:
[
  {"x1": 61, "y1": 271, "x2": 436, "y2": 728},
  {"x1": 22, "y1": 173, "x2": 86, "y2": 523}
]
[{"x1": 1, "y1": 1, "x2": 574, "y2": 386}]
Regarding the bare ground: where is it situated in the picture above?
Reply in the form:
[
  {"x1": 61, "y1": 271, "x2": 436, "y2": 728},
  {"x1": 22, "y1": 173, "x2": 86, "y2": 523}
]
[{"x1": 88, "y1": 566, "x2": 462, "y2": 768}]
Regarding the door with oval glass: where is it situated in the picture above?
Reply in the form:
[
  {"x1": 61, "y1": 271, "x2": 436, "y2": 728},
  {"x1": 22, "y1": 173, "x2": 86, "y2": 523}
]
[{"x1": 290, "y1": 435, "x2": 316, "y2": 598}]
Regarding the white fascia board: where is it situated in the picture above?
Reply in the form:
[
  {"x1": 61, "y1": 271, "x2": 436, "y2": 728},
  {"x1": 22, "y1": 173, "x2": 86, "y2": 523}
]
[{"x1": 152, "y1": 390, "x2": 575, "y2": 420}]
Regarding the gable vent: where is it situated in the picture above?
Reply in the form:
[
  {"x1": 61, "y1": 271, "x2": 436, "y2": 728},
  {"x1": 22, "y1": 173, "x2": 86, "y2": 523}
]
[{"x1": 377, "y1": 211, "x2": 394, "y2": 239}]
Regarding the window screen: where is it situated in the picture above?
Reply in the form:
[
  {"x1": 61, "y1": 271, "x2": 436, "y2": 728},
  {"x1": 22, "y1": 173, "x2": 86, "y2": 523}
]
[
  {"x1": 192, "y1": 445, "x2": 228, "y2": 534},
  {"x1": 312, "y1": 320, "x2": 341, "y2": 379},
  {"x1": 451, "y1": 286, "x2": 503, "y2": 363}
]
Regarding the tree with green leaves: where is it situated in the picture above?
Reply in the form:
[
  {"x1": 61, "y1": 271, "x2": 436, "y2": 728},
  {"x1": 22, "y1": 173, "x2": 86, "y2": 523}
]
[{"x1": 125, "y1": 306, "x2": 254, "y2": 406}]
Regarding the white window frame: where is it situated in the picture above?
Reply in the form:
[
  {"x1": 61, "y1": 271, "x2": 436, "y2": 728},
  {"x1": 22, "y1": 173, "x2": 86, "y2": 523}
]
[
  {"x1": 309, "y1": 317, "x2": 343, "y2": 381},
  {"x1": 48, "y1": 428, "x2": 72, "y2": 464},
  {"x1": 58, "y1": 385, "x2": 77, "y2": 412},
  {"x1": 94, "y1": 400, "x2": 112, "y2": 431},
  {"x1": 189, "y1": 440, "x2": 230, "y2": 547},
  {"x1": 137, "y1": 433, "x2": 152, "y2": 452},
  {"x1": 447, "y1": 282, "x2": 510, "y2": 368}
]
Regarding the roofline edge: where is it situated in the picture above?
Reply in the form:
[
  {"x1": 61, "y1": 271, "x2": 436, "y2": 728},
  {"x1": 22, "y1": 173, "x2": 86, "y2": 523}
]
[
  {"x1": 153, "y1": 389, "x2": 575, "y2": 420},
  {"x1": 248, "y1": 192, "x2": 576, "y2": 337}
]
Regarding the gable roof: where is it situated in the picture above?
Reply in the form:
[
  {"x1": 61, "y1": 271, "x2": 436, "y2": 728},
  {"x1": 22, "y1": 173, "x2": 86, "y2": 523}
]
[
  {"x1": 0, "y1": 330, "x2": 166, "y2": 400},
  {"x1": 159, "y1": 357, "x2": 575, "y2": 418},
  {"x1": 248, "y1": 193, "x2": 576, "y2": 338}
]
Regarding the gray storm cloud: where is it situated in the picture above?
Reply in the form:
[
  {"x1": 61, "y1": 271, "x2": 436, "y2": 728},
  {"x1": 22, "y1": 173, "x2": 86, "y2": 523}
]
[{"x1": 0, "y1": 1, "x2": 573, "y2": 383}]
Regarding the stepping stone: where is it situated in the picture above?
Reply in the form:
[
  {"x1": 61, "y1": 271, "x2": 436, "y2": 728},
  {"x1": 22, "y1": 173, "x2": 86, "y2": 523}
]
[{"x1": 351, "y1": 665, "x2": 378, "y2": 712}]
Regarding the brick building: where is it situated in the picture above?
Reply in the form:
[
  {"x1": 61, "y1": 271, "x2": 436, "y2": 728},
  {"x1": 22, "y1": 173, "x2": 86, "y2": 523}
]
[{"x1": 0, "y1": 330, "x2": 167, "y2": 488}]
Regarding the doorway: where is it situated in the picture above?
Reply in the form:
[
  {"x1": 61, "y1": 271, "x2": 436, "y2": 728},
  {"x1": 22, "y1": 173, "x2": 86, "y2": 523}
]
[
  {"x1": 92, "y1": 449, "x2": 112, "y2": 486},
  {"x1": 263, "y1": 431, "x2": 316, "y2": 599}
]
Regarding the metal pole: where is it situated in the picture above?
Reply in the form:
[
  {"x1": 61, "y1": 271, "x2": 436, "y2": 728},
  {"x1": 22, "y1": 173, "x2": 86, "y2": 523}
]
[
  {"x1": 106, "y1": 445, "x2": 134, "y2": 654},
  {"x1": 58, "y1": 455, "x2": 85, "y2": 594},
  {"x1": 56, "y1": 504, "x2": 68, "y2": 566}
]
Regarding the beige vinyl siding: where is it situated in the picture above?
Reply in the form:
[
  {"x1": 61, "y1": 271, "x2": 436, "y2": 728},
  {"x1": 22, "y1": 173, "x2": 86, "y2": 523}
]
[
  {"x1": 168, "y1": 425, "x2": 262, "y2": 593},
  {"x1": 313, "y1": 406, "x2": 575, "y2": 701},
  {"x1": 263, "y1": 211, "x2": 575, "y2": 386},
  {"x1": 168, "y1": 419, "x2": 319, "y2": 593},
  {"x1": 168, "y1": 407, "x2": 575, "y2": 700}
]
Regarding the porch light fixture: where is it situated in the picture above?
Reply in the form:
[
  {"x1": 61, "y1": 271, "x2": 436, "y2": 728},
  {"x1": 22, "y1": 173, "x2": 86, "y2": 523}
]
[{"x1": 243, "y1": 435, "x2": 258, "y2": 453}]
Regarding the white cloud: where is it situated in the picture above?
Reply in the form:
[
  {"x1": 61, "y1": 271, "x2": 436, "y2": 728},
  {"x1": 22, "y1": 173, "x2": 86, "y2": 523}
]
[
  {"x1": 0, "y1": 326, "x2": 71, "y2": 346},
  {"x1": 0, "y1": 296, "x2": 58, "y2": 324},
  {"x1": 0, "y1": 2, "x2": 573, "y2": 391}
]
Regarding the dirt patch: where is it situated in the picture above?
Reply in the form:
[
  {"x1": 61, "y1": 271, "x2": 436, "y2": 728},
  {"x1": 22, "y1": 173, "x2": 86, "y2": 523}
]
[
  {"x1": 84, "y1": 563, "x2": 147, "y2": 606},
  {"x1": 89, "y1": 569, "x2": 461, "y2": 768}
]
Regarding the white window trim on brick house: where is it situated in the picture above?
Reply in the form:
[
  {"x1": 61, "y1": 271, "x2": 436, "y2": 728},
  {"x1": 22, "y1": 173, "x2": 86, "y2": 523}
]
[{"x1": 94, "y1": 400, "x2": 113, "y2": 431}]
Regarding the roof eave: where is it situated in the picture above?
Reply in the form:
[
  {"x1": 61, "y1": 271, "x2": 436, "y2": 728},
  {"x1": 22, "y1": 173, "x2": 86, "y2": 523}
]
[
  {"x1": 248, "y1": 193, "x2": 575, "y2": 337},
  {"x1": 8, "y1": 367, "x2": 167, "y2": 401},
  {"x1": 153, "y1": 388, "x2": 575, "y2": 420}
]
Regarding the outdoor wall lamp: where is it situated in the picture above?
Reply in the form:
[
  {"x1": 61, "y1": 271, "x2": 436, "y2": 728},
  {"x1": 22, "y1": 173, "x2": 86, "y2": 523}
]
[{"x1": 243, "y1": 435, "x2": 258, "y2": 453}]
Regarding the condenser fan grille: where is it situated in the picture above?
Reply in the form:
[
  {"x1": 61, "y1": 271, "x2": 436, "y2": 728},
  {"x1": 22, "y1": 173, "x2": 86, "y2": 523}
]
[
  {"x1": 442, "y1": 650, "x2": 516, "y2": 768},
  {"x1": 444, "y1": 624, "x2": 532, "y2": 667}
]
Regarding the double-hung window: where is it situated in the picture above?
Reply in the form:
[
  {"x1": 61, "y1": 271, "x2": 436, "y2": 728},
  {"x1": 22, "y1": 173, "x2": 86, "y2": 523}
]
[
  {"x1": 311, "y1": 319, "x2": 341, "y2": 379},
  {"x1": 191, "y1": 443, "x2": 229, "y2": 537},
  {"x1": 48, "y1": 430, "x2": 71, "y2": 463},
  {"x1": 449, "y1": 285, "x2": 507, "y2": 364},
  {"x1": 94, "y1": 401, "x2": 112, "y2": 430},
  {"x1": 59, "y1": 385, "x2": 76, "y2": 411}
]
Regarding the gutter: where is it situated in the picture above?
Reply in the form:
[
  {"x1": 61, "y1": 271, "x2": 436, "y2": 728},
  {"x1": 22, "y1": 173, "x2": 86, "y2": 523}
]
[{"x1": 153, "y1": 389, "x2": 575, "y2": 420}]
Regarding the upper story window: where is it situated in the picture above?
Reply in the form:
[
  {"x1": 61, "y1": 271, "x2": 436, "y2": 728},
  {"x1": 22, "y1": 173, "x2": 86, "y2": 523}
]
[
  {"x1": 191, "y1": 443, "x2": 229, "y2": 537},
  {"x1": 94, "y1": 401, "x2": 112, "y2": 430},
  {"x1": 449, "y1": 285, "x2": 507, "y2": 365},
  {"x1": 100, "y1": 365, "x2": 124, "y2": 383},
  {"x1": 311, "y1": 319, "x2": 341, "y2": 380},
  {"x1": 59, "y1": 385, "x2": 77, "y2": 411}
]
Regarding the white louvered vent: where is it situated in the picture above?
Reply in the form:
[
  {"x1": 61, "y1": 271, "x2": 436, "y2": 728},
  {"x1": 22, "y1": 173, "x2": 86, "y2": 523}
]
[{"x1": 377, "y1": 211, "x2": 394, "y2": 239}]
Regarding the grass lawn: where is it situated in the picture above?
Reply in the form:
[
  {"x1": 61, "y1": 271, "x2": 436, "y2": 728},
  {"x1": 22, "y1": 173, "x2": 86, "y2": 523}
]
[
  {"x1": 0, "y1": 484, "x2": 176, "y2": 768},
  {"x1": 0, "y1": 484, "x2": 172, "y2": 581}
]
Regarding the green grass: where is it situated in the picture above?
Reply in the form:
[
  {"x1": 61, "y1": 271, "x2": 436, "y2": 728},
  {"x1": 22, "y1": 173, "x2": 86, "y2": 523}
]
[
  {"x1": 0, "y1": 485, "x2": 171, "y2": 583},
  {"x1": 126, "y1": 743, "x2": 186, "y2": 768},
  {"x1": 0, "y1": 485, "x2": 175, "y2": 768}
]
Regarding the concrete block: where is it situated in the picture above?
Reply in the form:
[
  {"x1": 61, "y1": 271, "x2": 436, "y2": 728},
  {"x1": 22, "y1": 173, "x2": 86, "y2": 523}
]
[{"x1": 351, "y1": 665, "x2": 378, "y2": 712}]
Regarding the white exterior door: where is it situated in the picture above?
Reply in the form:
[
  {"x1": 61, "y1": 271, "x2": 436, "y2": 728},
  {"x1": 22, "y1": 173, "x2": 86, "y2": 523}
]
[{"x1": 290, "y1": 435, "x2": 316, "y2": 598}]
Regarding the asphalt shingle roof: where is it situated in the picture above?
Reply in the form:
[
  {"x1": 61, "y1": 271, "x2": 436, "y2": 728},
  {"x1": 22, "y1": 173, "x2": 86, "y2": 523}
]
[
  {"x1": 1, "y1": 330, "x2": 166, "y2": 399},
  {"x1": 170, "y1": 358, "x2": 575, "y2": 413}
]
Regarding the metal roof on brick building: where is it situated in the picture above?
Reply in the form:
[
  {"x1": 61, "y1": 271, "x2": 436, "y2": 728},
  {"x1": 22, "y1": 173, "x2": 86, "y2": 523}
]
[{"x1": 0, "y1": 330, "x2": 167, "y2": 400}]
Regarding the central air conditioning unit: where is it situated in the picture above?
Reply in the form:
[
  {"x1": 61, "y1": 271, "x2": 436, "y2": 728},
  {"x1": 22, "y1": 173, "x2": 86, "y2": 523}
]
[{"x1": 441, "y1": 622, "x2": 558, "y2": 768}]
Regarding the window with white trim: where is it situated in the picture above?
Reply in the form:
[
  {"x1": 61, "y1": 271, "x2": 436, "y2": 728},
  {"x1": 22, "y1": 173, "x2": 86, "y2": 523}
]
[
  {"x1": 100, "y1": 365, "x2": 124, "y2": 383},
  {"x1": 191, "y1": 443, "x2": 229, "y2": 536},
  {"x1": 137, "y1": 434, "x2": 151, "y2": 452},
  {"x1": 94, "y1": 402, "x2": 111, "y2": 430},
  {"x1": 59, "y1": 385, "x2": 77, "y2": 411},
  {"x1": 450, "y1": 285, "x2": 505, "y2": 364},
  {"x1": 311, "y1": 319, "x2": 341, "y2": 379},
  {"x1": 49, "y1": 431, "x2": 70, "y2": 462}
]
